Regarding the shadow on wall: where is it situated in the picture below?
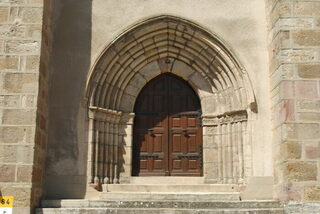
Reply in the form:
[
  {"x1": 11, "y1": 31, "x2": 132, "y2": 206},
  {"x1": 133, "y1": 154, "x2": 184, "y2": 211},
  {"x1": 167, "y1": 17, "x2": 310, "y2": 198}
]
[{"x1": 44, "y1": 0, "x2": 92, "y2": 199}]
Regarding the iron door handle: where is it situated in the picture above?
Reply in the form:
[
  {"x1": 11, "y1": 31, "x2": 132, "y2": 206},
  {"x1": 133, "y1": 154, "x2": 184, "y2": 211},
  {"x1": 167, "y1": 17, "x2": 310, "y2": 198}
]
[
  {"x1": 140, "y1": 154, "x2": 159, "y2": 159},
  {"x1": 182, "y1": 129, "x2": 189, "y2": 137},
  {"x1": 178, "y1": 154, "x2": 200, "y2": 159},
  {"x1": 147, "y1": 128, "x2": 155, "y2": 136}
]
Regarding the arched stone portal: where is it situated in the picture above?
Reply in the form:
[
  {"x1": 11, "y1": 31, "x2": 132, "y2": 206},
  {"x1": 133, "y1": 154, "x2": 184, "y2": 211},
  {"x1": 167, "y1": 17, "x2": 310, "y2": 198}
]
[{"x1": 86, "y1": 15, "x2": 256, "y2": 187}]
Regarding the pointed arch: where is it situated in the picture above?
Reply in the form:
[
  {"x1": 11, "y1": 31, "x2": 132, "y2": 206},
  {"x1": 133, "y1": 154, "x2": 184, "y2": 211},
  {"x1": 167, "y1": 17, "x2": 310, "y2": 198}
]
[
  {"x1": 86, "y1": 15, "x2": 256, "y2": 115},
  {"x1": 86, "y1": 15, "x2": 256, "y2": 186}
]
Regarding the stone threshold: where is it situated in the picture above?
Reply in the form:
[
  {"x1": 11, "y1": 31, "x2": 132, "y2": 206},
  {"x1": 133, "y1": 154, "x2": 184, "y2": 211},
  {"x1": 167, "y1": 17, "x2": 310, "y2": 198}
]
[
  {"x1": 129, "y1": 176, "x2": 205, "y2": 184},
  {"x1": 103, "y1": 184, "x2": 239, "y2": 193}
]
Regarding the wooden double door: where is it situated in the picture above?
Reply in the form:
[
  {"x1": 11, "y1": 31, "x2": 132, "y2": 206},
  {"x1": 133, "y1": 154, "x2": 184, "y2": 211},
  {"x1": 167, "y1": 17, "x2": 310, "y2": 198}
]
[{"x1": 132, "y1": 73, "x2": 203, "y2": 176}]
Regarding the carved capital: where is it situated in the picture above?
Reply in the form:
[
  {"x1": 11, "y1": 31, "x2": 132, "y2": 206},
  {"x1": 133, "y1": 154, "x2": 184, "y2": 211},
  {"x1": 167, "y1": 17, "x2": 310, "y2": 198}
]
[
  {"x1": 120, "y1": 112, "x2": 135, "y2": 125},
  {"x1": 89, "y1": 106, "x2": 123, "y2": 122},
  {"x1": 202, "y1": 110, "x2": 247, "y2": 126}
]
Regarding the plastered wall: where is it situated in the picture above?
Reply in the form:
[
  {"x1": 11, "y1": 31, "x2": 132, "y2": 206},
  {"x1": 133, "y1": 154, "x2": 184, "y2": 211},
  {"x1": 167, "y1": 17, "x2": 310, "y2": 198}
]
[{"x1": 90, "y1": 0, "x2": 272, "y2": 177}]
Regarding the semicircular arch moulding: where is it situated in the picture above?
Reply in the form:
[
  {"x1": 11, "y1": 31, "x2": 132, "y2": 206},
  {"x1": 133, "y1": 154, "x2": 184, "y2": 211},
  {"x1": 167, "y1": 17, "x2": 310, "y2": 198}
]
[{"x1": 85, "y1": 15, "x2": 257, "y2": 186}]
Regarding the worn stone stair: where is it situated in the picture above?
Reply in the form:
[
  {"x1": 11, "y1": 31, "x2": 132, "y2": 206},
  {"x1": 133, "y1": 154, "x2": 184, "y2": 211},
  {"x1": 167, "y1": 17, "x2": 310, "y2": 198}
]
[
  {"x1": 104, "y1": 184, "x2": 238, "y2": 192},
  {"x1": 101, "y1": 192, "x2": 240, "y2": 201},
  {"x1": 36, "y1": 199, "x2": 284, "y2": 213},
  {"x1": 101, "y1": 184, "x2": 240, "y2": 201},
  {"x1": 36, "y1": 184, "x2": 284, "y2": 213}
]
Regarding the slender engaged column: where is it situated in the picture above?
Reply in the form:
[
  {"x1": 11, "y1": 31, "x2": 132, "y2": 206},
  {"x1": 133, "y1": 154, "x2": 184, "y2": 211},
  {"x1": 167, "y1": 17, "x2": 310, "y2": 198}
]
[
  {"x1": 87, "y1": 117, "x2": 95, "y2": 184},
  {"x1": 103, "y1": 121, "x2": 109, "y2": 184},
  {"x1": 94, "y1": 119, "x2": 100, "y2": 185}
]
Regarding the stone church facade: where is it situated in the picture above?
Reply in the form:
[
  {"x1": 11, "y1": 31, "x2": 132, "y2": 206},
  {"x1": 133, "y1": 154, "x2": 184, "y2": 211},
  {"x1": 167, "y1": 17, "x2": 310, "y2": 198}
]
[{"x1": 0, "y1": 0, "x2": 319, "y2": 213}]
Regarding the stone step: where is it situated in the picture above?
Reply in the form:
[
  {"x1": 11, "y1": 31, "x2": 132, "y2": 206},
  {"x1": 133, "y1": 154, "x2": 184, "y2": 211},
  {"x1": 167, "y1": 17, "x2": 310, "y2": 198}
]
[
  {"x1": 101, "y1": 192, "x2": 240, "y2": 201},
  {"x1": 40, "y1": 199, "x2": 282, "y2": 209},
  {"x1": 103, "y1": 184, "x2": 238, "y2": 192},
  {"x1": 36, "y1": 207, "x2": 285, "y2": 214},
  {"x1": 129, "y1": 176, "x2": 204, "y2": 184}
]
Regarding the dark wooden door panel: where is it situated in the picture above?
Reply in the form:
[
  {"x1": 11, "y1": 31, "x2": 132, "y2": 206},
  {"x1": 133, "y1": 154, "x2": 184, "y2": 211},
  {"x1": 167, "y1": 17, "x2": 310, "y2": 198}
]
[{"x1": 133, "y1": 73, "x2": 202, "y2": 176}]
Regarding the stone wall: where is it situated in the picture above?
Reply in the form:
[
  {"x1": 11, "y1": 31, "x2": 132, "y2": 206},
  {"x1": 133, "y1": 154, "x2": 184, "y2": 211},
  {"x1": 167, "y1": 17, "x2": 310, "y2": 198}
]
[
  {"x1": 0, "y1": 0, "x2": 319, "y2": 213},
  {"x1": 0, "y1": 0, "x2": 46, "y2": 213},
  {"x1": 267, "y1": 0, "x2": 320, "y2": 203}
]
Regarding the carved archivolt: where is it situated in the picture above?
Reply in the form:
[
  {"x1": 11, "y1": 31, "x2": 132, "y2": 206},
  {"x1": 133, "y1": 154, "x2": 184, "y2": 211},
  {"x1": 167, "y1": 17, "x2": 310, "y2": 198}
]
[
  {"x1": 86, "y1": 15, "x2": 256, "y2": 186},
  {"x1": 86, "y1": 15, "x2": 255, "y2": 114}
]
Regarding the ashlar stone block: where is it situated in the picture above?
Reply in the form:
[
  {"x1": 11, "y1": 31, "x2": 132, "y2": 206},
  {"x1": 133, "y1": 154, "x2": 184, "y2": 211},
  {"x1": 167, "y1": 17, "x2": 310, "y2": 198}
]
[
  {"x1": 17, "y1": 165, "x2": 33, "y2": 182},
  {"x1": 297, "y1": 112, "x2": 320, "y2": 122},
  {"x1": 279, "y1": 81, "x2": 294, "y2": 99},
  {"x1": 0, "y1": 185, "x2": 31, "y2": 206},
  {"x1": 21, "y1": 95, "x2": 37, "y2": 107},
  {"x1": 271, "y1": 1, "x2": 292, "y2": 25},
  {"x1": 0, "y1": 145, "x2": 17, "y2": 163},
  {"x1": 0, "y1": 95, "x2": 21, "y2": 108},
  {"x1": 0, "y1": 126, "x2": 33, "y2": 144},
  {"x1": 280, "y1": 142, "x2": 301, "y2": 160},
  {"x1": 277, "y1": 18, "x2": 313, "y2": 29},
  {"x1": 3, "y1": 0, "x2": 25, "y2": 4},
  {"x1": 20, "y1": 7, "x2": 43, "y2": 24},
  {"x1": 304, "y1": 185, "x2": 320, "y2": 201},
  {"x1": 294, "y1": 1, "x2": 320, "y2": 16},
  {"x1": 0, "y1": 56, "x2": 18, "y2": 70},
  {"x1": 279, "y1": 49, "x2": 316, "y2": 63},
  {"x1": 5, "y1": 40, "x2": 40, "y2": 54},
  {"x1": 275, "y1": 99, "x2": 295, "y2": 125},
  {"x1": 0, "y1": 164, "x2": 15, "y2": 182},
  {"x1": 3, "y1": 73, "x2": 38, "y2": 93},
  {"x1": 284, "y1": 161, "x2": 317, "y2": 182},
  {"x1": 16, "y1": 145, "x2": 34, "y2": 164},
  {"x1": 304, "y1": 143, "x2": 320, "y2": 159},
  {"x1": 26, "y1": 24, "x2": 42, "y2": 39},
  {"x1": 0, "y1": 23, "x2": 26, "y2": 38},
  {"x1": 25, "y1": 55, "x2": 40, "y2": 70},
  {"x1": 285, "y1": 123, "x2": 320, "y2": 140},
  {"x1": 298, "y1": 64, "x2": 320, "y2": 79},
  {"x1": 2, "y1": 109, "x2": 36, "y2": 125},
  {"x1": 293, "y1": 30, "x2": 320, "y2": 46},
  {"x1": 297, "y1": 100, "x2": 320, "y2": 111},
  {"x1": 295, "y1": 81, "x2": 318, "y2": 99}
]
